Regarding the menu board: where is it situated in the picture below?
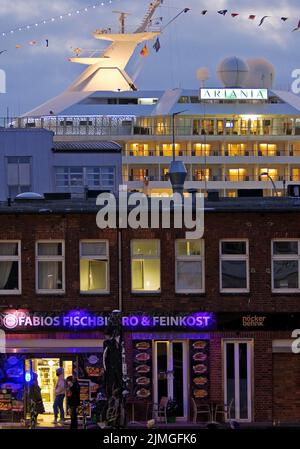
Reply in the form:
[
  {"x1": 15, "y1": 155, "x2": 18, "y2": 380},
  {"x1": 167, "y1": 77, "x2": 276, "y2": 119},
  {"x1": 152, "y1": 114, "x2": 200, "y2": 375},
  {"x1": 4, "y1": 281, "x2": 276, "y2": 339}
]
[
  {"x1": 78, "y1": 353, "x2": 104, "y2": 398},
  {"x1": 133, "y1": 340, "x2": 152, "y2": 401},
  {"x1": 190, "y1": 340, "x2": 209, "y2": 400},
  {"x1": 78, "y1": 379, "x2": 91, "y2": 418}
]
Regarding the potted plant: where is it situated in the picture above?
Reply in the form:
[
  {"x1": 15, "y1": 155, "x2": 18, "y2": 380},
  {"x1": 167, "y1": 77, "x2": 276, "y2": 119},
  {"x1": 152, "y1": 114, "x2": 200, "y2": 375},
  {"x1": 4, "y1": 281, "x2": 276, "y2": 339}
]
[{"x1": 166, "y1": 398, "x2": 178, "y2": 423}]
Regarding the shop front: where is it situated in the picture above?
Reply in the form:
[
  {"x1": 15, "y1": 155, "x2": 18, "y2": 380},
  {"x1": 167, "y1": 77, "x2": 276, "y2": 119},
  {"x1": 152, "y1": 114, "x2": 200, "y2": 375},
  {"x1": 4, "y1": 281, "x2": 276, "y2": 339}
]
[{"x1": 0, "y1": 310, "x2": 298, "y2": 425}]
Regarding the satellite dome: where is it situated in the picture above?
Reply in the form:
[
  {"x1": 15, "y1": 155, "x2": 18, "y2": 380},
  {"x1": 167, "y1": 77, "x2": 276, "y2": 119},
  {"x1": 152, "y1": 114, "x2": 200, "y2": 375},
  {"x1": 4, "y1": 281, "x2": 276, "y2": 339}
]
[
  {"x1": 197, "y1": 67, "x2": 210, "y2": 82},
  {"x1": 244, "y1": 58, "x2": 275, "y2": 88},
  {"x1": 217, "y1": 57, "x2": 249, "y2": 87}
]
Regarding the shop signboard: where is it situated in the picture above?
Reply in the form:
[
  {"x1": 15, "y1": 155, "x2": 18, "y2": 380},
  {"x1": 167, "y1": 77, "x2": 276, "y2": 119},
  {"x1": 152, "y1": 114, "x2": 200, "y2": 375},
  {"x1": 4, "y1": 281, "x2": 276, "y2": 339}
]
[
  {"x1": 190, "y1": 340, "x2": 209, "y2": 401},
  {"x1": 78, "y1": 379, "x2": 91, "y2": 419},
  {"x1": 133, "y1": 341, "x2": 152, "y2": 401},
  {"x1": 0, "y1": 310, "x2": 215, "y2": 332}
]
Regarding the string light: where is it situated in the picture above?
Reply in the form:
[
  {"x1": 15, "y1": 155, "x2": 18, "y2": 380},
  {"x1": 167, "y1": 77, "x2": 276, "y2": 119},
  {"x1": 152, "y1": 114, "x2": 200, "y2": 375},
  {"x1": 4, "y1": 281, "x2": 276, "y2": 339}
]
[{"x1": 0, "y1": 0, "x2": 116, "y2": 37}]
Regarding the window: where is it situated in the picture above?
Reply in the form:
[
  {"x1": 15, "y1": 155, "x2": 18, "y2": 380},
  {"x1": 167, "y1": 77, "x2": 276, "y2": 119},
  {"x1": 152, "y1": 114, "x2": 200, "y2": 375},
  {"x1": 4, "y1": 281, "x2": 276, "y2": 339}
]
[
  {"x1": 36, "y1": 241, "x2": 65, "y2": 293},
  {"x1": 80, "y1": 241, "x2": 109, "y2": 293},
  {"x1": 6, "y1": 157, "x2": 31, "y2": 198},
  {"x1": 220, "y1": 240, "x2": 249, "y2": 292},
  {"x1": 131, "y1": 240, "x2": 160, "y2": 292},
  {"x1": 0, "y1": 241, "x2": 21, "y2": 294},
  {"x1": 55, "y1": 167, "x2": 115, "y2": 191},
  {"x1": 175, "y1": 240, "x2": 205, "y2": 293},
  {"x1": 272, "y1": 240, "x2": 300, "y2": 292}
]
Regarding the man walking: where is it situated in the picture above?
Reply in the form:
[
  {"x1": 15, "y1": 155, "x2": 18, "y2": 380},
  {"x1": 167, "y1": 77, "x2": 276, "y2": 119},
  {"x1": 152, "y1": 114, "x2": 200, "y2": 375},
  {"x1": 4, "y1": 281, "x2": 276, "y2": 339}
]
[{"x1": 53, "y1": 368, "x2": 66, "y2": 424}]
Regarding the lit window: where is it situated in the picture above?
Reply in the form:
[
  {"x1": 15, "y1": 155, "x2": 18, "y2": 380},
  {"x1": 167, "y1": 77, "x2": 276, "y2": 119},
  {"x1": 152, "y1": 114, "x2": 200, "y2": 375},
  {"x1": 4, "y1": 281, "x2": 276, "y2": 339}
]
[
  {"x1": 36, "y1": 241, "x2": 65, "y2": 293},
  {"x1": 80, "y1": 241, "x2": 109, "y2": 293},
  {"x1": 0, "y1": 241, "x2": 21, "y2": 294},
  {"x1": 175, "y1": 240, "x2": 205, "y2": 293},
  {"x1": 272, "y1": 240, "x2": 300, "y2": 292},
  {"x1": 220, "y1": 240, "x2": 249, "y2": 292},
  {"x1": 131, "y1": 240, "x2": 160, "y2": 292}
]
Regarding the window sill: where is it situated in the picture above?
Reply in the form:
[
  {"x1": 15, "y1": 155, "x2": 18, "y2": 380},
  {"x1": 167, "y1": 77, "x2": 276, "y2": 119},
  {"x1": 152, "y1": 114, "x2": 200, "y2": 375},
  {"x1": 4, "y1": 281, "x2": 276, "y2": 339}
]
[
  {"x1": 0, "y1": 291, "x2": 22, "y2": 295},
  {"x1": 219, "y1": 292, "x2": 250, "y2": 296},
  {"x1": 131, "y1": 292, "x2": 161, "y2": 296},
  {"x1": 80, "y1": 292, "x2": 111, "y2": 296},
  {"x1": 36, "y1": 291, "x2": 66, "y2": 296},
  {"x1": 175, "y1": 292, "x2": 206, "y2": 296}
]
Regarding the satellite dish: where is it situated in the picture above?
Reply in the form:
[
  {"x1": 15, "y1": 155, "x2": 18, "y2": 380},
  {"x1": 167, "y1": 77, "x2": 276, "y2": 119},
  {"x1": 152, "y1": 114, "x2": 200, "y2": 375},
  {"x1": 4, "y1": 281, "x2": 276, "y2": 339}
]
[
  {"x1": 197, "y1": 67, "x2": 210, "y2": 86},
  {"x1": 217, "y1": 57, "x2": 249, "y2": 87},
  {"x1": 244, "y1": 58, "x2": 275, "y2": 88}
]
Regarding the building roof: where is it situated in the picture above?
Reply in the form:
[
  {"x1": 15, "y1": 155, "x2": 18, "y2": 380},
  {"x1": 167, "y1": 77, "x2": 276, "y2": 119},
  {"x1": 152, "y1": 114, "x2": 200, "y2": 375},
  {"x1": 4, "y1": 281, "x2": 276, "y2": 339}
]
[
  {"x1": 53, "y1": 141, "x2": 122, "y2": 152},
  {"x1": 1, "y1": 197, "x2": 300, "y2": 215}
]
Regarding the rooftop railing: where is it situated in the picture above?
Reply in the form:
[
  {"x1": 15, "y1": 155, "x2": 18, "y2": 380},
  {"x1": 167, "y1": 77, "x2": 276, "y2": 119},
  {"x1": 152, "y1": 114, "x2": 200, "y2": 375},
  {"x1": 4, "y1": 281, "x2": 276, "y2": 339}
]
[{"x1": 1, "y1": 117, "x2": 299, "y2": 138}]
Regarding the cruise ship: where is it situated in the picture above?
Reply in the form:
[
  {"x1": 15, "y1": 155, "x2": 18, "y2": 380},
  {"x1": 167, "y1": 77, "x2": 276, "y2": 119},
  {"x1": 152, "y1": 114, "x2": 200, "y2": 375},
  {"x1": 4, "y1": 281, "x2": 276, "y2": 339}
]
[{"x1": 8, "y1": 0, "x2": 300, "y2": 198}]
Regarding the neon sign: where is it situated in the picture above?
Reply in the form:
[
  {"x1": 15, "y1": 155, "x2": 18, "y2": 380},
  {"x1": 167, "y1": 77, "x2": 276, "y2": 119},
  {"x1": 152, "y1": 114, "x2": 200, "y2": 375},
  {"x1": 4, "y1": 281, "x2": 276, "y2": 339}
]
[{"x1": 0, "y1": 310, "x2": 215, "y2": 331}]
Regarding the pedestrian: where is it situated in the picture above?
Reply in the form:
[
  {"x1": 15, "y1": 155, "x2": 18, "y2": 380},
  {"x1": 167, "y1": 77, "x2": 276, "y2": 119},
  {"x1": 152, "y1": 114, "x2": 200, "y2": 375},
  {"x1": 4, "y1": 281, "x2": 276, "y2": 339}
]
[
  {"x1": 53, "y1": 368, "x2": 66, "y2": 424},
  {"x1": 66, "y1": 375, "x2": 81, "y2": 429},
  {"x1": 29, "y1": 372, "x2": 45, "y2": 422}
]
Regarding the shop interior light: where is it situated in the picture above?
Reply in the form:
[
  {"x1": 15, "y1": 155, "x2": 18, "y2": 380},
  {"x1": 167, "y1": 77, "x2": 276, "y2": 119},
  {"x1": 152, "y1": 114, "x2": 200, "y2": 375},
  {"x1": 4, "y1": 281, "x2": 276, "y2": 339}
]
[
  {"x1": 48, "y1": 360, "x2": 55, "y2": 367},
  {"x1": 25, "y1": 371, "x2": 32, "y2": 383}
]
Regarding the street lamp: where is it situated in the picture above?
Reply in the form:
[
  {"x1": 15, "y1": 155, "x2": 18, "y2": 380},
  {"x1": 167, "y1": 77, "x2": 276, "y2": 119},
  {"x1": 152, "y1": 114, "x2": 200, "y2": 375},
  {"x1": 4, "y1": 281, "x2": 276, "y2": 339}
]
[
  {"x1": 169, "y1": 111, "x2": 188, "y2": 195},
  {"x1": 259, "y1": 172, "x2": 278, "y2": 197}
]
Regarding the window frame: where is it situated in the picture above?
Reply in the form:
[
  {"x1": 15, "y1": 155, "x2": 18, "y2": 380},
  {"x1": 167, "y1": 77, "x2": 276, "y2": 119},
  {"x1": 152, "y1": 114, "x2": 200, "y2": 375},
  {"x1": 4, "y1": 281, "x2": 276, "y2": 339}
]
[
  {"x1": 175, "y1": 239, "x2": 205, "y2": 293},
  {"x1": 35, "y1": 240, "x2": 65, "y2": 294},
  {"x1": 79, "y1": 240, "x2": 110, "y2": 294},
  {"x1": 271, "y1": 239, "x2": 300, "y2": 293},
  {"x1": 131, "y1": 239, "x2": 161, "y2": 294},
  {"x1": 219, "y1": 239, "x2": 249, "y2": 293},
  {"x1": 0, "y1": 240, "x2": 21, "y2": 295}
]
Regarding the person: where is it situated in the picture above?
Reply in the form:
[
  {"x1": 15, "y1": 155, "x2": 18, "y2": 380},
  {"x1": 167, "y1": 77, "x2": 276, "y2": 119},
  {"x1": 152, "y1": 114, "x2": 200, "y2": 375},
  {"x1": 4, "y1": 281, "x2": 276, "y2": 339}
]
[
  {"x1": 29, "y1": 373, "x2": 45, "y2": 422},
  {"x1": 66, "y1": 375, "x2": 81, "y2": 429},
  {"x1": 53, "y1": 368, "x2": 66, "y2": 424}
]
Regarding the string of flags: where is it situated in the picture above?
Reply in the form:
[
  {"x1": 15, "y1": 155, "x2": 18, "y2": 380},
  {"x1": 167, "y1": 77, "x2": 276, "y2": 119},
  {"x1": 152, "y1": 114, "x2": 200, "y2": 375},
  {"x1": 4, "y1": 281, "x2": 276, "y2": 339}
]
[
  {"x1": 0, "y1": 0, "x2": 115, "y2": 37},
  {"x1": 200, "y1": 9, "x2": 300, "y2": 31}
]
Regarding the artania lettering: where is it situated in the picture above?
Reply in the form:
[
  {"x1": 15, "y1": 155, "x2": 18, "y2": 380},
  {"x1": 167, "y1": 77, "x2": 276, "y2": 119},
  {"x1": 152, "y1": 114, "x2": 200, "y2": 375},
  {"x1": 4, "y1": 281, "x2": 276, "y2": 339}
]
[
  {"x1": 199, "y1": 88, "x2": 268, "y2": 100},
  {"x1": 0, "y1": 311, "x2": 215, "y2": 331}
]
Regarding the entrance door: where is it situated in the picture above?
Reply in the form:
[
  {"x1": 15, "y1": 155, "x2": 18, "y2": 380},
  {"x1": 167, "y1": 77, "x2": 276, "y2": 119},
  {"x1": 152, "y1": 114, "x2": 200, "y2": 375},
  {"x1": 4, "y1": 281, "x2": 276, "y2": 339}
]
[
  {"x1": 223, "y1": 340, "x2": 253, "y2": 422},
  {"x1": 153, "y1": 341, "x2": 188, "y2": 420},
  {"x1": 32, "y1": 358, "x2": 60, "y2": 413}
]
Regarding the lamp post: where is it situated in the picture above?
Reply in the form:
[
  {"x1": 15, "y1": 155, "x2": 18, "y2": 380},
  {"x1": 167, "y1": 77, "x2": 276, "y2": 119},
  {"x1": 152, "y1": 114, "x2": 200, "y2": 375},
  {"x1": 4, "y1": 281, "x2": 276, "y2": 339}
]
[
  {"x1": 169, "y1": 111, "x2": 188, "y2": 195},
  {"x1": 259, "y1": 172, "x2": 278, "y2": 197}
]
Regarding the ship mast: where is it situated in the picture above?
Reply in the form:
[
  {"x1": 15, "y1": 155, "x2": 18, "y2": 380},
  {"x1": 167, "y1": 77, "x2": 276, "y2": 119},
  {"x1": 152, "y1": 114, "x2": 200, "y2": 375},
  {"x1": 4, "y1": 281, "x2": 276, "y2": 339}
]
[{"x1": 135, "y1": 0, "x2": 163, "y2": 33}]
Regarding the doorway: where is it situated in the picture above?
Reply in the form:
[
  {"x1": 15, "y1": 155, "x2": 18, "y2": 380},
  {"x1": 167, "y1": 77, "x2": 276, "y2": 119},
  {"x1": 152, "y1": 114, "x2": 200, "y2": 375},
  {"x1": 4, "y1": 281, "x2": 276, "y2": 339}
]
[
  {"x1": 153, "y1": 341, "x2": 188, "y2": 420},
  {"x1": 31, "y1": 358, "x2": 73, "y2": 413},
  {"x1": 223, "y1": 340, "x2": 253, "y2": 422}
]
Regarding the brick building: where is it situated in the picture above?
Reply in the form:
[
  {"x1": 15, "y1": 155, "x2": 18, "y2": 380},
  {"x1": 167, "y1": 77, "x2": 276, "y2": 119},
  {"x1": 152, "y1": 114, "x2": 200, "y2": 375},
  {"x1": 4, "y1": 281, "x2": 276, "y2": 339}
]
[{"x1": 0, "y1": 196, "x2": 299, "y2": 424}]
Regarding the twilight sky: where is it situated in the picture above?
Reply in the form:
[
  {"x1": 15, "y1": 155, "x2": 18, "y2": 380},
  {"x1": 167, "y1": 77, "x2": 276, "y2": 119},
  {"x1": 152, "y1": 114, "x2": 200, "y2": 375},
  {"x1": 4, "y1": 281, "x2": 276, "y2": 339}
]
[{"x1": 0, "y1": 0, "x2": 300, "y2": 116}]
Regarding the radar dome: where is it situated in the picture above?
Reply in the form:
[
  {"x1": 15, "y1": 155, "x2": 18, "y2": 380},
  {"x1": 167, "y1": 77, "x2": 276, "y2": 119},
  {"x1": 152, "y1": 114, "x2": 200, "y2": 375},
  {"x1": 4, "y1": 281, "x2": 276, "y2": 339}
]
[
  {"x1": 244, "y1": 58, "x2": 275, "y2": 88},
  {"x1": 217, "y1": 57, "x2": 249, "y2": 87},
  {"x1": 197, "y1": 67, "x2": 210, "y2": 82}
]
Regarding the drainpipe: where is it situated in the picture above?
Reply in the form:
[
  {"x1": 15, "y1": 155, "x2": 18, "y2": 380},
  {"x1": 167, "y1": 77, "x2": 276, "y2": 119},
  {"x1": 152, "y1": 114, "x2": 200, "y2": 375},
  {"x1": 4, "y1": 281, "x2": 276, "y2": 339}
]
[{"x1": 118, "y1": 230, "x2": 122, "y2": 312}]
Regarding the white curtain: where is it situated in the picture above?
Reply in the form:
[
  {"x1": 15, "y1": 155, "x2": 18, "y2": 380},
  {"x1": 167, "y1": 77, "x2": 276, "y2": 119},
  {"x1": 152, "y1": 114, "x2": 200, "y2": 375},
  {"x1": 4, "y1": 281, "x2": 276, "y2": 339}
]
[
  {"x1": 0, "y1": 243, "x2": 17, "y2": 289},
  {"x1": 38, "y1": 243, "x2": 62, "y2": 290}
]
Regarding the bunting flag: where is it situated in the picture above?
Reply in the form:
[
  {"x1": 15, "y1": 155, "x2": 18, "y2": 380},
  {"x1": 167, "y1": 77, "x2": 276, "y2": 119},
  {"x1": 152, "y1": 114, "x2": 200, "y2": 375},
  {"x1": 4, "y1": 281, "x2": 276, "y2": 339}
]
[
  {"x1": 153, "y1": 37, "x2": 161, "y2": 53},
  {"x1": 0, "y1": 50, "x2": 7, "y2": 55},
  {"x1": 281, "y1": 17, "x2": 288, "y2": 21},
  {"x1": 1, "y1": 1, "x2": 117, "y2": 37},
  {"x1": 292, "y1": 20, "x2": 300, "y2": 31},
  {"x1": 46, "y1": 39, "x2": 49, "y2": 47},
  {"x1": 15, "y1": 44, "x2": 21, "y2": 49},
  {"x1": 249, "y1": 15, "x2": 256, "y2": 20},
  {"x1": 218, "y1": 10, "x2": 228, "y2": 16},
  {"x1": 140, "y1": 44, "x2": 149, "y2": 57},
  {"x1": 231, "y1": 13, "x2": 239, "y2": 18},
  {"x1": 259, "y1": 16, "x2": 270, "y2": 26},
  {"x1": 201, "y1": 10, "x2": 208, "y2": 15}
]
